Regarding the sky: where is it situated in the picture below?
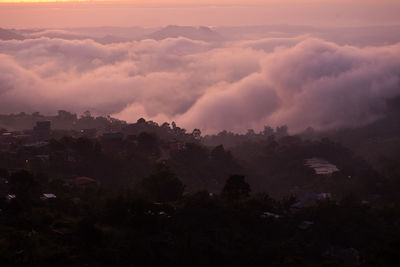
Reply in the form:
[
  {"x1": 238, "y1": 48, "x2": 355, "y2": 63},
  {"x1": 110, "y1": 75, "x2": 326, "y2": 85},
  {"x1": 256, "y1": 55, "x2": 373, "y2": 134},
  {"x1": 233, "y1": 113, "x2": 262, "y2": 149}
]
[{"x1": 1, "y1": 1, "x2": 400, "y2": 28}]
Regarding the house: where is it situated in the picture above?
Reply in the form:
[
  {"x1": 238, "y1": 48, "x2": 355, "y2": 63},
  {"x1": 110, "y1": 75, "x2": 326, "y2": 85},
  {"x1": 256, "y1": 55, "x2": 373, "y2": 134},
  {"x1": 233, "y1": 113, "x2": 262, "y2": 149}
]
[
  {"x1": 52, "y1": 227, "x2": 73, "y2": 236},
  {"x1": 102, "y1": 132, "x2": 124, "y2": 141},
  {"x1": 71, "y1": 197, "x2": 81, "y2": 204},
  {"x1": 23, "y1": 141, "x2": 49, "y2": 148},
  {"x1": 323, "y1": 247, "x2": 360, "y2": 266},
  {"x1": 40, "y1": 193, "x2": 57, "y2": 200},
  {"x1": 101, "y1": 132, "x2": 124, "y2": 153},
  {"x1": 6, "y1": 194, "x2": 16, "y2": 201},
  {"x1": 291, "y1": 192, "x2": 332, "y2": 212},
  {"x1": 80, "y1": 128, "x2": 97, "y2": 139},
  {"x1": 33, "y1": 121, "x2": 51, "y2": 138},
  {"x1": 68, "y1": 176, "x2": 98, "y2": 186},
  {"x1": 36, "y1": 155, "x2": 50, "y2": 162},
  {"x1": 298, "y1": 221, "x2": 314, "y2": 230},
  {"x1": 0, "y1": 132, "x2": 13, "y2": 144},
  {"x1": 261, "y1": 211, "x2": 281, "y2": 219},
  {"x1": 305, "y1": 158, "x2": 339, "y2": 175}
]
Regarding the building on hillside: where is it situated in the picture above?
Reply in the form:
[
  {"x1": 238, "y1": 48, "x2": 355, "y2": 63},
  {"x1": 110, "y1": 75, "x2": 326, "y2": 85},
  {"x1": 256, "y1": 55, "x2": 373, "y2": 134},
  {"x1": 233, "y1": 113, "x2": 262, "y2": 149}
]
[
  {"x1": 101, "y1": 132, "x2": 124, "y2": 153},
  {"x1": 291, "y1": 192, "x2": 332, "y2": 212},
  {"x1": 80, "y1": 128, "x2": 97, "y2": 139},
  {"x1": 102, "y1": 132, "x2": 123, "y2": 141},
  {"x1": 6, "y1": 194, "x2": 16, "y2": 201},
  {"x1": 261, "y1": 211, "x2": 281, "y2": 219},
  {"x1": 298, "y1": 221, "x2": 314, "y2": 230},
  {"x1": 305, "y1": 158, "x2": 339, "y2": 175},
  {"x1": 66, "y1": 176, "x2": 98, "y2": 187},
  {"x1": 40, "y1": 193, "x2": 57, "y2": 200},
  {"x1": 323, "y1": 247, "x2": 360, "y2": 266}
]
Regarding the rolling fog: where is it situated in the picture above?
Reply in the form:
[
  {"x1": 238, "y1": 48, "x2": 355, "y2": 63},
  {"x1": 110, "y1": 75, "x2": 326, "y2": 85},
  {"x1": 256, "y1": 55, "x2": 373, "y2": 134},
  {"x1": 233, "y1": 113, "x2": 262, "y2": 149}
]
[{"x1": 1, "y1": 24, "x2": 400, "y2": 133}]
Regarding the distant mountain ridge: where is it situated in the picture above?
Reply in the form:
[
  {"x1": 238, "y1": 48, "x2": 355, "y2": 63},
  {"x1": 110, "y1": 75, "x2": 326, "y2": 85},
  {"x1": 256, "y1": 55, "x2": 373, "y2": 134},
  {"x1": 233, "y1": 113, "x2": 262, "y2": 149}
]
[
  {"x1": 0, "y1": 28, "x2": 25, "y2": 41},
  {"x1": 147, "y1": 25, "x2": 222, "y2": 41},
  {"x1": 0, "y1": 26, "x2": 222, "y2": 43}
]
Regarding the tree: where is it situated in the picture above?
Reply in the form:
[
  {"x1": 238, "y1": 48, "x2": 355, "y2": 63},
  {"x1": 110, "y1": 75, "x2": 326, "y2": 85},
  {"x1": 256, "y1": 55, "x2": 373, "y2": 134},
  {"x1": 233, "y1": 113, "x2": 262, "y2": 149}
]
[
  {"x1": 263, "y1": 126, "x2": 274, "y2": 137},
  {"x1": 137, "y1": 118, "x2": 146, "y2": 124},
  {"x1": 192, "y1": 128, "x2": 202, "y2": 140},
  {"x1": 221, "y1": 175, "x2": 251, "y2": 200},
  {"x1": 246, "y1": 129, "x2": 255, "y2": 136},
  {"x1": 55, "y1": 110, "x2": 78, "y2": 128},
  {"x1": 76, "y1": 218, "x2": 103, "y2": 247},
  {"x1": 211, "y1": 145, "x2": 225, "y2": 159},
  {"x1": 139, "y1": 165, "x2": 185, "y2": 202},
  {"x1": 138, "y1": 132, "x2": 160, "y2": 158},
  {"x1": 104, "y1": 196, "x2": 128, "y2": 225},
  {"x1": 275, "y1": 125, "x2": 288, "y2": 138},
  {"x1": 8, "y1": 170, "x2": 40, "y2": 201},
  {"x1": 81, "y1": 110, "x2": 92, "y2": 118},
  {"x1": 0, "y1": 168, "x2": 9, "y2": 179},
  {"x1": 161, "y1": 122, "x2": 170, "y2": 129}
]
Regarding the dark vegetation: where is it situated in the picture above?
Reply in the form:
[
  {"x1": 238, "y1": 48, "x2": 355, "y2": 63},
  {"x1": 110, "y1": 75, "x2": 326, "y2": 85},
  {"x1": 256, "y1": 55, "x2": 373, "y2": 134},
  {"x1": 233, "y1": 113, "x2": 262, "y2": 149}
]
[{"x1": 0, "y1": 98, "x2": 400, "y2": 266}]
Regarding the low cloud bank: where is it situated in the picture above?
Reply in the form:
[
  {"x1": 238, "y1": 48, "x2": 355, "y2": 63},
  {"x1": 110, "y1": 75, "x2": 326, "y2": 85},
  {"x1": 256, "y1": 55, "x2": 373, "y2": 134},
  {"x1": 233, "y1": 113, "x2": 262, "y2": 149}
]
[{"x1": 0, "y1": 35, "x2": 399, "y2": 133}]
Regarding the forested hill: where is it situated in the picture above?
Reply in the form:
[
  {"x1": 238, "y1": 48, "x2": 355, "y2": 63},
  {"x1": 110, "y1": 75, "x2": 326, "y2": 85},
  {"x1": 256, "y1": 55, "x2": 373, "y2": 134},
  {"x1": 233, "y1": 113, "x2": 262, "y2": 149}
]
[{"x1": 1, "y1": 103, "x2": 400, "y2": 265}]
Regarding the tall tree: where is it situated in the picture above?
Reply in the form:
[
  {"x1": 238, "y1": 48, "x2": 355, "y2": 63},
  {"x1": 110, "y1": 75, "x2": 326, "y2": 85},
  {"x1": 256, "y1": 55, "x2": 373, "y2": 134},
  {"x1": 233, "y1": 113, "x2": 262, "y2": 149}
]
[{"x1": 221, "y1": 175, "x2": 251, "y2": 200}]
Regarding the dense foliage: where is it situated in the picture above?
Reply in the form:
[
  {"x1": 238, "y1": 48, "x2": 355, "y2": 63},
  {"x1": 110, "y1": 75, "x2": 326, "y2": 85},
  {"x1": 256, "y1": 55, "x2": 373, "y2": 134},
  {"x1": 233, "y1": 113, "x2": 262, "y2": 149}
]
[{"x1": 0, "y1": 100, "x2": 399, "y2": 266}]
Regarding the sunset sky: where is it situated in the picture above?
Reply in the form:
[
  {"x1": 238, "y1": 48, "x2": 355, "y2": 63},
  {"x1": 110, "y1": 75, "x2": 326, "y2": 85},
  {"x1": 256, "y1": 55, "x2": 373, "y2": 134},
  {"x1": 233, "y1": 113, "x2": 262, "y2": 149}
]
[{"x1": 1, "y1": 0, "x2": 400, "y2": 28}]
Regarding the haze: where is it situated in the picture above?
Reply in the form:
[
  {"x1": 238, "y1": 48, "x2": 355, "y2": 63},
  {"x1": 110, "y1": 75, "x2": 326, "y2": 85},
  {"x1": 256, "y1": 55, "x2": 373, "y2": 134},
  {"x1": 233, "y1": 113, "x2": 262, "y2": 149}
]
[{"x1": 1, "y1": 0, "x2": 400, "y2": 133}]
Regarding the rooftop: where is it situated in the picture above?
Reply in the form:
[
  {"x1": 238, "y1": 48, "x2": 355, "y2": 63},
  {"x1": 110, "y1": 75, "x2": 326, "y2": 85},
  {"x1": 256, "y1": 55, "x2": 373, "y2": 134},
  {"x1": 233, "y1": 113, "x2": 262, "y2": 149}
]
[{"x1": 305, "y1": 158, "x2": 339, "y2": 175}]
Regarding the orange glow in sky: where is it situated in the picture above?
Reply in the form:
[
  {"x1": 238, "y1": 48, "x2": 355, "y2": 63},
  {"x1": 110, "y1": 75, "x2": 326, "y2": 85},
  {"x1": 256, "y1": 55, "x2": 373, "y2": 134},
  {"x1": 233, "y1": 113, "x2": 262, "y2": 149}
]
[
  {"x1": 0, "y1": 0, "x2": 399, "y2": 28},
  {"x1": 0, "y1": 0, "x2": 397, "y2": 4}
]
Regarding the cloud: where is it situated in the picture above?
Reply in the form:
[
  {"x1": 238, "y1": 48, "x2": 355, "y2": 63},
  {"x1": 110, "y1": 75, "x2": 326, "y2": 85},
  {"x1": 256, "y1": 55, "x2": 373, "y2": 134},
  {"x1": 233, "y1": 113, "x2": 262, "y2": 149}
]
[
  {"x1": 0, "y1": 35, "x2": 400, "y2": 134},
  {"x1": 25, "y1": 29, "x2": 91, "y2": 40},
  {"x1": 262, "y1": 39, "x2": 400, "y2": 130},
  {"x1": 237, "y1": 36, "x2": 307, "y2": 52}
]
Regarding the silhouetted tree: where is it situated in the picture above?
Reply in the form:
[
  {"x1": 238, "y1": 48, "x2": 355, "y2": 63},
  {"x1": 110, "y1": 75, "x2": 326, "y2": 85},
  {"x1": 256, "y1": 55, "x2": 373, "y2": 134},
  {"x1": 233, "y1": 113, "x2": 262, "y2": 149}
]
[
  {"x1": 221, "y1": 175, "x2": 250, "y2": 200},
  {"x1": 192, "y1": 128, "x2": 202, "y2": 140},
  {"x1": 161, "y1": 122, "x2": 170, "y2": 129},
  {"x1": 263, "y1": 126, "x2": 274, "y2": 137},
  {"x1": 0, "y1": 168, "x2": 9, "y2": 179},
  {"x1": 137, "y1": 118, "x2": 146, "y2": 124},
  {"x1": 76, "y1": 218, "x2": 103, "y2": 247},
  {"x1": 8, "y1": 170, "x2": 40, "y2": 201},
  {"x1": 104, "y1": 196, "x2": 128, "y2": 225},
  {"x1": 139, "y1": 165, "x2": 185, "y2": 202},
  {"x1": 275, "y1": 125, "x2": 288, "y2": 138},
  {"x1": 138, "y1": 132, "x2": 160, "y2": 158}
]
